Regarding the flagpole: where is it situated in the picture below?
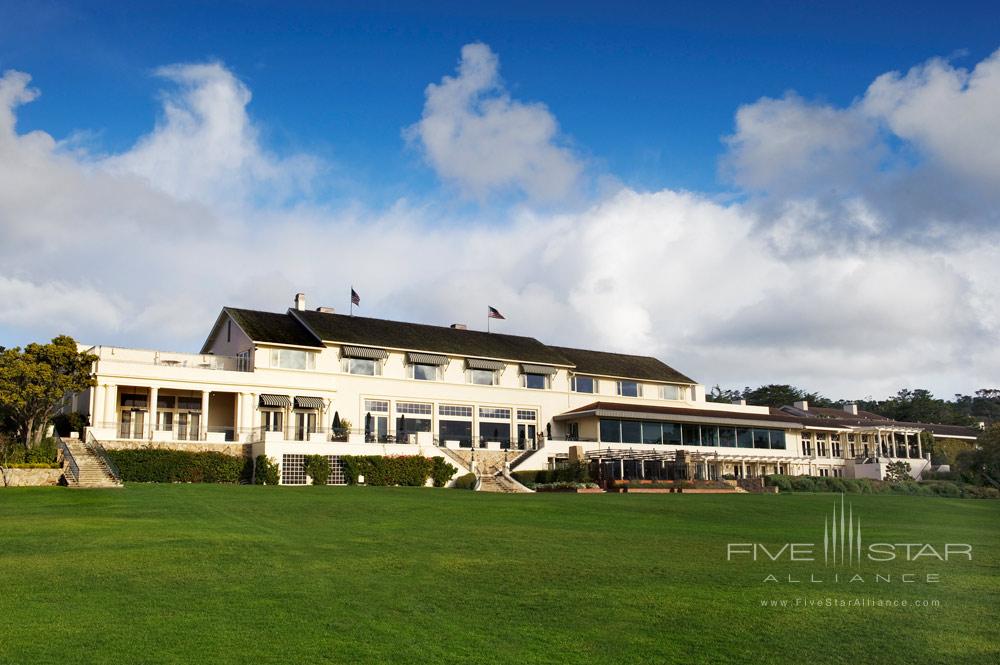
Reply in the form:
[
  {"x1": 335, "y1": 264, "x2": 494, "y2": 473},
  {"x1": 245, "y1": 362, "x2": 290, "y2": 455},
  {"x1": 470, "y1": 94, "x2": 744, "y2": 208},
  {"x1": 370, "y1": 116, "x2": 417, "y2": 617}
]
[
  {"x1": 350, "y1": 286, "x2": 353, "y2": 317},
  {"x1": 487, "y1": 306, "x2": 490, "y2": 333}
]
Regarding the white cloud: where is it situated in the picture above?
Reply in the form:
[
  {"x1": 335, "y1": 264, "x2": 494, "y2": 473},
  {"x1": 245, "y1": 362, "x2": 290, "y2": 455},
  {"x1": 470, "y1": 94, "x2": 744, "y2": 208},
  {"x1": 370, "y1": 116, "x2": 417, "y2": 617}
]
[
  {"x1": 0, "y1": 48, "x2": 999, "y2": 400},
  {"x1": 405, "y1": 43, "x2": 583, "y2": 202}
]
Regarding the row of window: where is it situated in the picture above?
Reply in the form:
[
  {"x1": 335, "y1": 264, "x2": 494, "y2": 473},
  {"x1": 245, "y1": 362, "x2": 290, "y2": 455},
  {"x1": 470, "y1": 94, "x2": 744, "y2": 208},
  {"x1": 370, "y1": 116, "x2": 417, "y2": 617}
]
[
  {"x1": 598, "y1": 419, "x2": 788, "y2": 449},
  {"x1": 363, "y1": 399, "x2": 536, "y2": 423},
  {"x1": 339, "y1": 356, "x2": 688, "y2": 399}
]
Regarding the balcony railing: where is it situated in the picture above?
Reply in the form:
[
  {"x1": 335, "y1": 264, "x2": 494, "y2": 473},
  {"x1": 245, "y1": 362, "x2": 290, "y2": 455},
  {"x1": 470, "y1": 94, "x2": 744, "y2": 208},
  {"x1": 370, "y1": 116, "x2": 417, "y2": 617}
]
[{"x1": 91, "y1": 346, "x2": 252, "y2": 372}]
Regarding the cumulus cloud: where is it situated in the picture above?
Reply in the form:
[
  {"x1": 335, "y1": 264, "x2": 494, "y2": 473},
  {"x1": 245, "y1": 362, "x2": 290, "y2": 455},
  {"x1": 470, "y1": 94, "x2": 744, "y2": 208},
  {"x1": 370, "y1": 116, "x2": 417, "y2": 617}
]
[
  {"x1": 405, "y1": 43, "x2": 582, "y2": 202},
  {"x1": 0, "y1": 47, "x2": 998, "y2": 399},
  {"x1": 724, "y1": 48, "x2": 1000, "y2": 245}
]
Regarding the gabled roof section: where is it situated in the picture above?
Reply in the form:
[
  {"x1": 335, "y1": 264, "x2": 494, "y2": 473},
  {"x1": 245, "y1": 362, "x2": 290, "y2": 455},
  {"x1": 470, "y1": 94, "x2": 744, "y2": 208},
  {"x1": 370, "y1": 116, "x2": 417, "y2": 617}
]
[
  {"x1": 292, "y1": 309, "x2": 573, "y2": 365},
  {"x1": 201, "y1": 308, "x2": 324, "y2": 352},
  {"x1": 546, "y1": 346, "x2": 696, "y2": 384}
]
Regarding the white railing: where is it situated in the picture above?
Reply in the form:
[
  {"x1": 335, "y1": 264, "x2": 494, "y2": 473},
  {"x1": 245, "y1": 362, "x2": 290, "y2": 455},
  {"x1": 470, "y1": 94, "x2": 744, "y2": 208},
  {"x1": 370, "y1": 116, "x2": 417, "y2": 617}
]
[{"x1": 90, "y1": 346, "x2": 252, "y2": 372}]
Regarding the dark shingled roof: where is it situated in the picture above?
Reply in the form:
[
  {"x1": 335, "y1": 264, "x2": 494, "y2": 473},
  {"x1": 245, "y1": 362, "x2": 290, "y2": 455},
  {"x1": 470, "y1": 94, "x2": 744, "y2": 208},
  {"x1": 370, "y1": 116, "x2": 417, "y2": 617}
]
[
  {"x1": 547, "y1": 346, "x2": 695, "y2": 384},
  {"x1": 223, "y1": 308, "x2": 324, "y2": 348},
  {"x1": 292, "y1": 309, "x2": 573, "y2": 365}
]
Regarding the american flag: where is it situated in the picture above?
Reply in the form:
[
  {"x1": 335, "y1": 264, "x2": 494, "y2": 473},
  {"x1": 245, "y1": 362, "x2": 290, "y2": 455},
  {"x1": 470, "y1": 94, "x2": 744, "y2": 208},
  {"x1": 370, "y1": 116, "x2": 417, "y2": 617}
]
[
  {"x1": 487, "y1": 306, "x2": 505, "y2": 320},
  {"x1": 351, "y1": 288, "x2": 360, "y2": 306}
]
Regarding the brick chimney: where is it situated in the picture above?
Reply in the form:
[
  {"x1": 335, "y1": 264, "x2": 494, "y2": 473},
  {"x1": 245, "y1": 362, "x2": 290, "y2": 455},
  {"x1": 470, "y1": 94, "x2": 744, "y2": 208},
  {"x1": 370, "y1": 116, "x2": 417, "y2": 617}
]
[{"x1": 294, "y1": 293, "x2": 306, "y2": 311}]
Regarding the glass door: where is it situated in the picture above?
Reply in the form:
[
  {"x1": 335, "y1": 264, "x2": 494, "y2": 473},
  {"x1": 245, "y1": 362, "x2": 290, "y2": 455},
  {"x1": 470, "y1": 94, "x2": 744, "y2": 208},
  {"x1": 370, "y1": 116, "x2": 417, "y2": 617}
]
[
  {"x1": 517, "y1": 424, "x2": 537, "y2": 449},
  {"x1": 119, "y1": 409, "x2": 146, "y2": 438}
]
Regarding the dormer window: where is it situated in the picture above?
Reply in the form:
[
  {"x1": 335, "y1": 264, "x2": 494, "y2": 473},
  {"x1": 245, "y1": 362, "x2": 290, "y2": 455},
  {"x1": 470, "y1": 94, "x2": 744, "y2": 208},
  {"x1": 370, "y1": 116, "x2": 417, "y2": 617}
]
[
  {"x1": 341, "y1": 346, "x2": 388, "y2": 375},
  {"x1": 617, "y1": 380, "x2": 640, "y2": 398},
  {"x1": 659, "y1": 384, "x2": 684, "y2": 400},
  {"x1": 521, "y1": 364, "x2": 556, "y2": 390},
  {"x1": 406, "y1": 352, "x2": 447, "y2": 381}
]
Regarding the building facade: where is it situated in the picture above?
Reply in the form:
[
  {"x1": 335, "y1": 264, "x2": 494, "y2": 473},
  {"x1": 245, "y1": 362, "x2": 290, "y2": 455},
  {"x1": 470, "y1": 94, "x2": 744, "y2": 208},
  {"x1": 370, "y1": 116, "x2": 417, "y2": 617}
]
[{"x1": 67, "y1": 294, "x2": 971, "y2": 485}]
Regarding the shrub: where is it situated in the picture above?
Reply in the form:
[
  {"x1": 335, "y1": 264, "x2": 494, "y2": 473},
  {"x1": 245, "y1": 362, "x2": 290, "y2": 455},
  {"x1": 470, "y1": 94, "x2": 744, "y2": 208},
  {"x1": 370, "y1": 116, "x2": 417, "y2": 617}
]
[
  {"x1": 304, "y1": 455, "x2": 330, "y2": 486},
  {"x1": 790, "y1": 476, "x2": 818, "y2": 492},
  {"x1": 764, "y1": 474, "x2": 793, "y2": 492},
  {"x1": 452, "y1": 473, "x2": 477, "y2": 490},
  {"x1": 512, "y1": 470, "x2": 543, "y2": 487},
  {"x1": 430, "y1": 456, "x2": 458, "y2": 487},
  {"x1": 23, "y1": 438, "x2": 59, "y2": 465},
  {"x1": 254, "y1": 455, "x2": 280, "y2": 485},
  {"x1": 107, "y1": 448, "x2": 246, "y2": 483},
  {"x1": 341, "y1": 455, "x2": 437, "y2": 486}
]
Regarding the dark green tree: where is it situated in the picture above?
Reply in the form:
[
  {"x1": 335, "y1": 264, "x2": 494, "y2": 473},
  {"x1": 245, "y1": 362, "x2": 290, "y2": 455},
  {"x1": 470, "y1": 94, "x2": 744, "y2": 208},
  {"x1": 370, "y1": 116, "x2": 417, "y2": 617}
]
[{"x1": 0, "y1": 336, "x2": 97, "y2": 447}]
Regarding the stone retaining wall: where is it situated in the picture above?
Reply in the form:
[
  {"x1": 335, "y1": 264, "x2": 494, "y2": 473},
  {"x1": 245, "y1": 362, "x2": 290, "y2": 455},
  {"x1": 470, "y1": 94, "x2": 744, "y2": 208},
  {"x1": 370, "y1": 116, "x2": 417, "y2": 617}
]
[
  {"x1": 100, "y1": 440, "x2": 249, "y2": 458},
  {"x1": 1, "y1": 468, "x2": 64, "y2": 487}
]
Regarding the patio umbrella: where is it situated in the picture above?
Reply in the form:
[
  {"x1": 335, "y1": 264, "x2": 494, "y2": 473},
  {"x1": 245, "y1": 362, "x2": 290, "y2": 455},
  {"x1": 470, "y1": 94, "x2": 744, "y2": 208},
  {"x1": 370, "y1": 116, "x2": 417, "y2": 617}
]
[
  {"x1": 332, "y1": 411, "x2": 341, "y2": 431},
  {"x1": 365, "y1": 412, "x2": 372, "y2": 436}
]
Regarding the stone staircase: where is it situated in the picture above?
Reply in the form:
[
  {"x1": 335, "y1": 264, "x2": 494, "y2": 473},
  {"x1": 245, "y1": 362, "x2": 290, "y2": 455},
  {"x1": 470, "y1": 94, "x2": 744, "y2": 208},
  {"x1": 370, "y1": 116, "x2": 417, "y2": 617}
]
[
  {"x1": 61, "y1": 438, "x2": 122, "y2": 488},
  {"x1": 477, "y1": 473, "x2": 524, "y2": 493}
]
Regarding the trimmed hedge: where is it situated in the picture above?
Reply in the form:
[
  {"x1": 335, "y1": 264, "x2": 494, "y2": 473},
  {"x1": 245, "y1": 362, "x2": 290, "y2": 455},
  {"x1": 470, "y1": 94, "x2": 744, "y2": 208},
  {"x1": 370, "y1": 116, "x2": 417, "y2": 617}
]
[
  {"x1": 254, "y1": 455, "x2": 280, "y2": 485},
  {"x1": 107, "y1": 448, "x2": 248, "y2": 483},
  {"x1": 340, "y1": 455, "x2": 456, "y2": 487},
  {"x1": 512, "y1": 461, "x2": 590, "y2": 488},
  {"x1": 452, "y1": 473, "x2": 477, "y2": 490},
  {"x1": 304, "y1": 455, "x2": 330, "y2": 485},
  {"x1": 764, "y1": 474, "x2": 1000, "y2": 499}
]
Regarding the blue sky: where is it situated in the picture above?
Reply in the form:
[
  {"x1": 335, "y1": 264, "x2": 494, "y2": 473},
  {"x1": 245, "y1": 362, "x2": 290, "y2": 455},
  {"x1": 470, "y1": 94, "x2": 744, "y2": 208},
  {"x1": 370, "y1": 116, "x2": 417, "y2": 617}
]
[
  {"x1": 1, "y1": 1, "x2": 999, "y2": 398},
  {"x1": 4, "y1": 1, "x2": 998, "y2": 198}
]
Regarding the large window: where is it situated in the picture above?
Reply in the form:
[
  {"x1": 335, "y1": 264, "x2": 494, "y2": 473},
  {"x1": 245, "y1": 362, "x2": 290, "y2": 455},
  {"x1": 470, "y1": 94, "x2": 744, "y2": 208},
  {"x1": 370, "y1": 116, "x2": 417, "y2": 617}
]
[
  {"x1": 659, "y1": 385, "x2": 684, "y2": 400},
  {"x1": 618, "y1": 381, "x2": 640, "y2": 398},
  {"x1": 683, "y1": 424, "x2": 701, "y2": 446},
  {"x1": 719, "y1": 427, "x2": 736, "y2": 447},
  {"x1": 702, "y1": 426, "x2": 720, "y2": 447},
  {"x1": 479, "y1": 422, "x2": 511, "y2": 442},
  {"x1": 343, "y1": 358, "x2": 380, "y2": 375},
  {"x1": 523, "y1": 373, "x2": 548, "y2": 390},
  {"x1": 600, "y1": 419, "x2": 621, "y2": 443},
  {"x1": 410, "y1": 364, "x2": 438, "y2": 381},
  {"x1": 752, "y1": 429, "x2": 771, "y2": 449},
  {"x1": 364, "y1": 399, "x2": 389, "y2": 413},
  {"x1": 467, "y1": 369, "x2": 496, "y2": 385},
  {"x1": 662, "y1": 423, "x2": 682, "y2": 445},
  {"x1": 621, "y1": 420, "x2": 642, "y2": 443},
  {"x1": 270, "y1": 348, "x2": 316, "y2": 370},
  {"x1": 737, "y1": 428, "x2": 753, "y2": 448},
  {"x1": 439, "y1": 420, "x2": 472, "y2": 446},
  {"x1": 572, "y1": 375, "x2": 596, "y2": 393},
  {"x1": 261, "y1": 410, "x2": 283, "y2": 432},
  {"x1": 642, "y1": 422, "x2": 663, "y2": 444}
]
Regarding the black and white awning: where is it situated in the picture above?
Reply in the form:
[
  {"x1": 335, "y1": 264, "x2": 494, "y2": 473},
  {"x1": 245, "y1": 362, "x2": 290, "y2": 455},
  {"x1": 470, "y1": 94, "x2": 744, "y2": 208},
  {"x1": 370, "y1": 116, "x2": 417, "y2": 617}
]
[
  {"x1": 466, "y1": 358, "x2": 506, "y2": 371},
  {"x1": 294, "y1": 396, "x2": 325, "y2": 410},
  {"x1": 407, "y1": 352, "x2": 448, "y2": 366},
  {"x1": 259, "y1": 394, "x2": 292, "y2": 408},
  {"x1": 342, "y1": 345, "x2": 389, "y2": 360},
  {"x1": 521, "y1": 363, "x2": 557, "y2": 376}
]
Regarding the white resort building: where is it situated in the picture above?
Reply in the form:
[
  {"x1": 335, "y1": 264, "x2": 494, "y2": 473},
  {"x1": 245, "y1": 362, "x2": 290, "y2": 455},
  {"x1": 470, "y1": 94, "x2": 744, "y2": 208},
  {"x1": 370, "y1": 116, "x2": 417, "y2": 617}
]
[{"x1": 64, "y1": 294, "x2": 977, "y2": 486}]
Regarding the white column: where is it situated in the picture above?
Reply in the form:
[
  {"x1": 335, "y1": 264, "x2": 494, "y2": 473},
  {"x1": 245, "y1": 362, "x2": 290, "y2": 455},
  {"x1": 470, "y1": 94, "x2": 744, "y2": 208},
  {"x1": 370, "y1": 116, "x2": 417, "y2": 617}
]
[
  {"x1": 201, "y1": 391, "x2": 210, "y2": 439},
  {"x1": 149, "y1": 387, "x2": 159, "y2": 439},
  {"x1": 235, "y1": 392, "x2": 243, "y2": 441},
  {"x1": 104, "y1": 384, "x2": 117, "y2": 427},
  {"x1": 93, "y1": 385, "x2": 106, "y2": 426}
]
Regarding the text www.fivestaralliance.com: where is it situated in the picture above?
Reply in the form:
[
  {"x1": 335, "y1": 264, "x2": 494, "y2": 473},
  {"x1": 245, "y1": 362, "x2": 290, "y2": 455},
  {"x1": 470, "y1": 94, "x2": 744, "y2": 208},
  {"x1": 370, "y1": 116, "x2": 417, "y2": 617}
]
[{"x1": 760, "y1": 598, "x2": 941, "y2": 609}]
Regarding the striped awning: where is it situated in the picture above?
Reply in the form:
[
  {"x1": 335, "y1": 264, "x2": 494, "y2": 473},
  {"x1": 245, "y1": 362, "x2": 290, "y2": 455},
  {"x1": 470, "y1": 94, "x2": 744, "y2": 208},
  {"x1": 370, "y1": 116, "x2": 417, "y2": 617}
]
[
  {"x1": 259, "y1": 394, "x2": 292, "y2": 408},
  {"x1": 466, "y1": 358, "x2": 506, "y2": 371},
  {"x1": 342, "y1": 345, "x2": 389, "y2": 360},
  {"x1": 295, "y1": 396, "x2": 325, "y2": 410},
  {"x1": 521, "y1": 363, "x2": 557, "y2": 376},
  {"x1": 407, "y1": 352, "x2": 448, "y2": 366}
]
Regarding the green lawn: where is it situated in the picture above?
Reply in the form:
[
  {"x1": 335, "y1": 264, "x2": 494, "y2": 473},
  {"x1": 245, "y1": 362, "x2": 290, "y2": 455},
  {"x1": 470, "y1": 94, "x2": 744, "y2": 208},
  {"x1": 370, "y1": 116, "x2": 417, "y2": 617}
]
[{"x1": 1, "y1": 486, "x2": 997, "y2": 664}]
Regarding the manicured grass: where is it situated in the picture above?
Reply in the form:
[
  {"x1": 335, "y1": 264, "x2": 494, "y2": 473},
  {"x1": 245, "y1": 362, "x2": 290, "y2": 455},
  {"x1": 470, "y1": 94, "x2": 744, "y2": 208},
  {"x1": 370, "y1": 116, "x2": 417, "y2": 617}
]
[{"x1": 1, "y1": 486, "x2": 998, "y2": 664}]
